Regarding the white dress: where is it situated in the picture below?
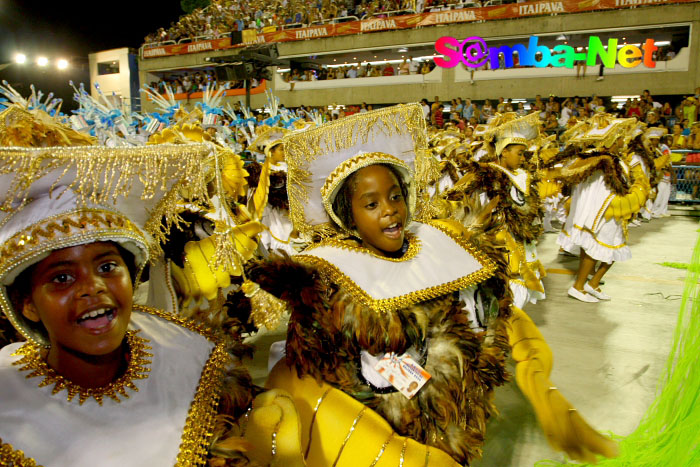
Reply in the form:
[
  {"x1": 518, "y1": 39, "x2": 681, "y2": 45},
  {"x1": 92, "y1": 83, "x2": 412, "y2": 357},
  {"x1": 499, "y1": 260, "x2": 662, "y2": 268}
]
[
  {"x1": 629, "y1": 153, "x2": 654, "y2": 221},
  {"x1": 651, "y1": 145, "x2": 672, "y2": 217},
  {"x1": 510, "y1": 241, "x2": 546, "y2": 309},
  {"x1": 0, "y1": 308, "x2": 224, "y2": 467},
  {"x1": 558, "y1": 167, "x2": 632, "y2": 263}
]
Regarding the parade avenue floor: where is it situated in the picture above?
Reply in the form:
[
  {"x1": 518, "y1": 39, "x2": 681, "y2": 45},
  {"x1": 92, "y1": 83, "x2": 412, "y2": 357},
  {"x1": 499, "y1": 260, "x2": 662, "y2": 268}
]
[{"x1": 244, "y1": 213, "x2": 699, "y2": 466}]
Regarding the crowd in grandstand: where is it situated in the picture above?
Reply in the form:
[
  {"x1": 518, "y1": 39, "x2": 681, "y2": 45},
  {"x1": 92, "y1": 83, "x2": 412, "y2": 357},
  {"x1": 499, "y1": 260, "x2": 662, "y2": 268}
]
[
  {"x1": 144, "y1": 0, "x2": 420, "y2": 44},
  {"x1": 142, "y1": 0, "x2": 550, "y2": 44}
]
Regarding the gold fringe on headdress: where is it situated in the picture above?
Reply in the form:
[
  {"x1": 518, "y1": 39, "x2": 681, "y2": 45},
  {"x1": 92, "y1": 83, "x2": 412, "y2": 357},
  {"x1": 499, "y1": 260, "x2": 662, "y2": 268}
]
[
  {"x1": 0, "y1": 144, "x2": 213, "y2": 251},
  {"x1": 283, "y1": 104, "x2": 434, "y2": 238}
]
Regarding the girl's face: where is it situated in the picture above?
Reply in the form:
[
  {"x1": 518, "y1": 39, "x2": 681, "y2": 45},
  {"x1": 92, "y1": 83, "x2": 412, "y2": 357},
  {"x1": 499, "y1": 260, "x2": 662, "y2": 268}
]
[
  {"x1": 501, "y1": 144, "x2": 525, "y2": 171},
  {"x1": 269, "y1": 143, "x2": 285, "y2": 164},
  {"x1": 350, "y1": 165, "x2": 408, "y2": 256},
  {"x1": 22, "y1": 242, "x2": 133, "y2": 362}
]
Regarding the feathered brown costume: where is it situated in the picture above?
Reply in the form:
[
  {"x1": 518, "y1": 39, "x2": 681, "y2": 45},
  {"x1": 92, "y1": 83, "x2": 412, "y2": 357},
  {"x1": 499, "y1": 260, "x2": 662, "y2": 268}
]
[
  {"x1": 555, "y1": 150, "x2": 631, "y2": 196},
  {"x1": 445, "y1": 161, "x2": 544, "y2": 244},
  {"x1": 248, "y1": 214, "x2": 513, "y2": 464}
]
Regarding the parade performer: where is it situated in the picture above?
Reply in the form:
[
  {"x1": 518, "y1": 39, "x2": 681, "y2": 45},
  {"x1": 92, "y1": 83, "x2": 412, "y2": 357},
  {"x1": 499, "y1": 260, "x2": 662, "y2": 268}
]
[
  {"x1": 0, "y1": 104, "x2": 309, "y2": 467},
  {"x1": 646, "y1": 127, "x2": 673, "y2": 218},
  {"x1": 443, "y1": 112, "x2": 546, "y2": 309},
  {"x1": 247, "y1": 104, "x2": 617, "y2": 465},
  {"x1": 556, "y1": 115, "x2": 646, "y2": 302},
  {"x1": 623, "y1": 122, "x2": 654, "y2": 226}
]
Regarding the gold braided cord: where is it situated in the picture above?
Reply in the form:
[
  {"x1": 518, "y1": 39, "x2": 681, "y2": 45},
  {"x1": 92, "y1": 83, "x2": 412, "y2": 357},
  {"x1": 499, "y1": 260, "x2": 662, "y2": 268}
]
[
  {"x1": 294, "y1": 221, "x2": 496, "y2": 314},
  {"x1": 12, "y1": 331, "x2": 152, "y2": 406},
  {"x1": 0, "y1": 436, "x2": 42, "y2": 467}
]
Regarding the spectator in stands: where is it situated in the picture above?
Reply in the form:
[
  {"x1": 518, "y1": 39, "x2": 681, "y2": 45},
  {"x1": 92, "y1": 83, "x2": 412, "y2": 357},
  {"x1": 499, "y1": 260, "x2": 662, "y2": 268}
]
[
  {"x1": 432, "y1": 104, "x2": 445, "y2": 128},
  {"x1": 347, "y1": 65, "x2": 358, "y2": 79},
  {"x1": 671, "y1": 123, "x2": 686, "y2": 149},
  {"x1": 626, "y1": 99, "x2": 643, "y2": 118},
  {"x1": 660, "y1": 102, "x2": 673, "y2": 126},
  {"x1": 646, "y1": 111, "x2": 661, "y2": 126},
  {"x1": 462, "y1": 98, "x2": 474, "y2": 121},
  {"x1": 497, "y1": 97, "x2": 506, "y2": 113},
  {"x1": 516, "y1": 102, "x2": 527, "y2": 116},
  {"x1": 451, "y1": 112, "x2": 466, "y2": 131},
  {"x1": 382, "y1": 63, "x2": 395, "y2": 76},
  {"x1": 544, "y1": 113, "x2": 559, "y2": 131},
  {"x1": 481, "y1": 99, "x2": 494, "y2": 123},
  {"x1": 408, "y1": 56, "x2": 419, "y2": 74},
  {"x1": 420, "y1": 62, "x2": 431, "y2": 74},
  {"x1": 421, "y1": 98, "x2": 431, "y2": 121},
  {"x1": 688, "y1": 123, "x2": 700, "y2": 151},
  {"x1": 454, "y1": 98, "x2": 464, "y2": 115},
  {"x1": 398, "y1": 59, "x2": 410, "y2": 75},
  {"x1": 558, "y1": 100, "x2": 574, "y2": 128},
  {"x1": 431, "y1": 96, "x2": 441, "y2": 115},
  {"x1": 683, "y1": 97, "x2": 698, "y2": 125}
]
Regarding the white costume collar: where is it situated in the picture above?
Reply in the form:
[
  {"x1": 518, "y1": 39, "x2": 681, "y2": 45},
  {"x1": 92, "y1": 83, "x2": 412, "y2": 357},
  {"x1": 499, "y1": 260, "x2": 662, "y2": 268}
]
[
  {"x1": 0, "y1": 308, "x2": 226, "y2": 467},
  {"x1": 295, "y1": 221, "x2": 495, "y2": 313},
  {"x1": 488, "y1": 163, "x2": 530, "y2": 195}
]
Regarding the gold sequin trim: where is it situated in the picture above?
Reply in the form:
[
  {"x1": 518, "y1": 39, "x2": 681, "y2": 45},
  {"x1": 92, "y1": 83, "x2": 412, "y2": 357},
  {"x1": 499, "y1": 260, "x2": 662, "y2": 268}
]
[
  {"x1": 0, "y1": 208, "x2": 145, "y2": 280},
  {"x1": 331, "y1": 407, "x2": 368, "y2": 467},
  {"x1": 295, "y1": 221, "x2": 496, "y2": 314},
  {"x1": 305, "y1": 387, "x2": 333, "y2": 459},
  {"x1": 592, "y1": 193, "x2": 615, "y2": 231},
  {"x1": 12, "y1": 331, "x2": 152, "y2": 405},
  {"x1": 0, "y1": 436, "x2": 42, "y2": 467},
  {"x1": 132, "y1": 305, "x2": 230, "y2": 467},
  {"x1": 304, "y1": 231, "x2": 421, "y2": 263},
  {"x1": 399, "y1": 438, "x2": 408, "y2": 467},
  {"x1": 369, "y1": 432, "x2": 394, "y2": 467}
]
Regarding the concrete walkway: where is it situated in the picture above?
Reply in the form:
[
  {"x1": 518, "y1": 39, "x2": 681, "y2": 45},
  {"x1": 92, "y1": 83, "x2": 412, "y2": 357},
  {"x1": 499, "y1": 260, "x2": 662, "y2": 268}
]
[
  {"x1": 243, "y1": 215, "x2": 699, "y2": 466},
  {"x1": 475, "y1": 215, "x2": 698, "y2": 466}
]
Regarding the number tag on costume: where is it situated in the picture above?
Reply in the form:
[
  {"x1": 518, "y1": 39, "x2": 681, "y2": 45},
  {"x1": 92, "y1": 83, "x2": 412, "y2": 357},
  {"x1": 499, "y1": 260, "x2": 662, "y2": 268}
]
[{"x1": 374, "y1": 352, "x2": 431, "y2": 399}]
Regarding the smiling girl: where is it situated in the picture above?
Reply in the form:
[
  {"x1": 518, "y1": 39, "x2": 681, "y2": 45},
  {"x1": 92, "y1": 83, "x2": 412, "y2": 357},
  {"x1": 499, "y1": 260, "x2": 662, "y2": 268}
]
[{"x1": 0, "y1": 115, "x2": 263, "y2": 466}]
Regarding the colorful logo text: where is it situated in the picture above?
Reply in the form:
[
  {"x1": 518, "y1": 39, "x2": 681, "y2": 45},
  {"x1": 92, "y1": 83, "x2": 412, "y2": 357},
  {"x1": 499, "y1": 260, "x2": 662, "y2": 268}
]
[{"x1": 434, "y1": 36, "x2": 658, "y2": 69}]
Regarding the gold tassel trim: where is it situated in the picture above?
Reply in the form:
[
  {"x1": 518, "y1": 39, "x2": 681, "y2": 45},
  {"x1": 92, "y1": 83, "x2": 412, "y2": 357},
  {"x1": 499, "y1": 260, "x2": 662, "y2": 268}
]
[{"x1": 242, "y1": 280, "x2": 289, "y2": 330}]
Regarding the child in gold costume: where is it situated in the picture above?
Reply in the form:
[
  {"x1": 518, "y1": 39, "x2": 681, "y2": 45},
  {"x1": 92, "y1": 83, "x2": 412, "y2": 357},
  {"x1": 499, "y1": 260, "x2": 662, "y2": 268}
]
[{"x1": 245, "y1": 104, "x2": 618, "y2": 465}]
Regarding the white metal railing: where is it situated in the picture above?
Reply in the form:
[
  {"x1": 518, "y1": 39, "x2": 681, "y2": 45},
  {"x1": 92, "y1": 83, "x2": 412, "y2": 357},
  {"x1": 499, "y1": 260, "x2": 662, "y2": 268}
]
[{"x1": 282, "y1": 22, "x2": 305, "y2": 29}]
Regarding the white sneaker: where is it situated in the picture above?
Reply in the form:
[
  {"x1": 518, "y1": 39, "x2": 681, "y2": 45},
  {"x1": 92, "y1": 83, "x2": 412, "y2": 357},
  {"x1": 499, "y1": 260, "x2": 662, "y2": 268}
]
[
  {"x1": 568, "y1": 287, "x2": 599, "y2": 303},
  {"x1": 629, "y1": 220, "x2": 640, "y2": 227},
  {"x1": 585, "y1": 283, "x2": 611, "y2": 300}
]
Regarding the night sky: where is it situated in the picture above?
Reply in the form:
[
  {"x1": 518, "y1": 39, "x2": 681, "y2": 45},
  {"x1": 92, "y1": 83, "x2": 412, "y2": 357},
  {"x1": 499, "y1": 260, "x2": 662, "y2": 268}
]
[{"x1": 0, "y1": 1, "x2": 186, "y2": 109}]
